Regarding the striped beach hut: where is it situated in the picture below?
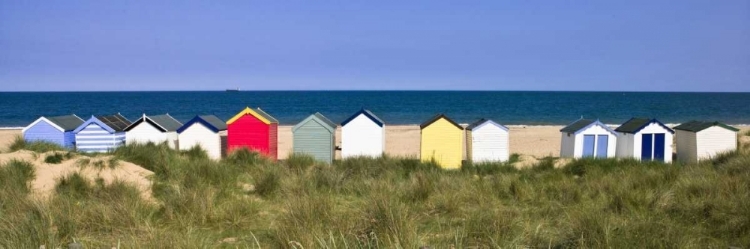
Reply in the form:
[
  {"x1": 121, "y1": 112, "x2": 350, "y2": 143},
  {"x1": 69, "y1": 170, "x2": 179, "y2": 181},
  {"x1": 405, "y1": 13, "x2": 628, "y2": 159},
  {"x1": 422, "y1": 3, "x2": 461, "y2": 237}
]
[
  {"x1": 23, "y1": 114, "x2": 84, "y2": 149},
  {"x1": 226, "y1": 107, "x2": 279, "y2": 159},
  {"x1": 341, "y1": 109, "x2": 385, "y2": 158},
  {"x1": 466, "y1": 118, "x2": 510, "y2": 162},
  {"x1": 74, "y1": 114, "x2": 132, "y2": 153},
  {"x1": 293, "y1": 113, "x2": 337, "y2": 163},
  {"x1": 177, "y1": 115, "x2": 227, "y2": 160},
  {"x1": 615, "y1": 118, "x2": 675, "y2": 162},
  {"x1": 674, "y1": 121, "x2": 739, "y2": 163},
  {"x1": 560, "y1": 119, "x2": 617, "y2": 158},
  {"x1": 420, "y1": 114, "x2": 463, "y2": 169},
  {"x1": 124, "y1": 114, "x2": 183, "y2": 149}
]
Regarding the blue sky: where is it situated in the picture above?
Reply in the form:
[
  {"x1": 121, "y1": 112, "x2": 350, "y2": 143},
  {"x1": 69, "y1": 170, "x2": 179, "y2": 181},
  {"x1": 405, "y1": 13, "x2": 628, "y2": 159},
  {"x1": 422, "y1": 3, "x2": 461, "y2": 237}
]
[{"x1": 1, "y1": 0, "x2": 748, "y2": 91}]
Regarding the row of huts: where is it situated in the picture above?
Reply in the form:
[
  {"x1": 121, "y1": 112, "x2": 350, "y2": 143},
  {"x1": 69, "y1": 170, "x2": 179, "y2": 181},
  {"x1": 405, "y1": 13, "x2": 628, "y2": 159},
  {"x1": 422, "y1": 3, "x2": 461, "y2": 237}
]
[{"x1": 22, "y1": 108, "x2": 739, "y2": 169}]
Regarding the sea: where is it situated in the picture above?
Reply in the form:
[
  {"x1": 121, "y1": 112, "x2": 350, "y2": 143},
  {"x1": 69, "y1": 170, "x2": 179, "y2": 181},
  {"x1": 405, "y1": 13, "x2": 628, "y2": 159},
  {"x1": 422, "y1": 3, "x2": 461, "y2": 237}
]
[{"x1": 0, "y1": 91, "x2": 748, "y2": 127}]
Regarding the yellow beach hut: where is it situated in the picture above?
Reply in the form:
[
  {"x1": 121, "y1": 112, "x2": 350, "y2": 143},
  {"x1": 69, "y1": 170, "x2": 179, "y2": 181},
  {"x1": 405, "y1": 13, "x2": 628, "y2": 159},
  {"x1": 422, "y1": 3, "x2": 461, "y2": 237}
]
[{"x1": 420, "y1": 114, "x2": 464, "y2": 169}]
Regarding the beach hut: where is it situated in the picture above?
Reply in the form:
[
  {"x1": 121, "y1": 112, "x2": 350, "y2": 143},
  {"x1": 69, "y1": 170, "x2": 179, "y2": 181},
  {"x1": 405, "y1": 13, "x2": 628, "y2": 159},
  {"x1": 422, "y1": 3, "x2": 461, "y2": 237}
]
[
  {"x1": 615, "y1": 118, "x2": 674, "y2": 162},
  {"x1": 177, "y1": 115, "x2": 227, "y2": 160},
  {"x1": 420, "y1": 114, "x2": 464, "y2": 169},
  {"x1": 466, "y1": 119, "x2": 510, "y2": 162},
  {"x1": 226, "y1": 107, "x2": 279, "y2": 159},
  {"x1": 124, "y1": 114, "x2": 183, "y2": 149},
  {"x1": 559, "y1": 119, "x2": 618, "y2": 158},
  {"x1": 293, "y1": 113, "x2": 337, "y2": 163},
  {"x1": 74, "y1": 114, "x2": 132, "y2": 153},
  {"x1": 22, "y1": 114, "x2": 84, "y2": 149},
  {"x1": 341, "y1": 109, "x2": 385, "y2": 158},
  {"x1": 673, "y1": 121, "x2": 739, "y2": 163}
]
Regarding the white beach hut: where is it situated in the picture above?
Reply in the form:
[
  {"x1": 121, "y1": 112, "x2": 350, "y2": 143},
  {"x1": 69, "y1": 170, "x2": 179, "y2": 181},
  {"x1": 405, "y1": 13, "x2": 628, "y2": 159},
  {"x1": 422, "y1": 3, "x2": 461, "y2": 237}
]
[
  {"x1": 340, "y1": 109, "x2": 385, "y2": 158},
  {"x1": 177, "y1": 115, "x2": 227, "y2": 160},
  {"x1": 673, "y1": 121, "x2": 739, "y2": 163},
  {"x1": 124, "y1": 114, "x2": 183, "y2": 149},
  {"x1": 615, "y1": 118, "x2": 674, "y2": 162},
  {"x1": 559, "y1": 119, "x2": 618, "y2": 158},
  {"x1": 466, "y1": 118, "x2": 510, "y2": 162}
]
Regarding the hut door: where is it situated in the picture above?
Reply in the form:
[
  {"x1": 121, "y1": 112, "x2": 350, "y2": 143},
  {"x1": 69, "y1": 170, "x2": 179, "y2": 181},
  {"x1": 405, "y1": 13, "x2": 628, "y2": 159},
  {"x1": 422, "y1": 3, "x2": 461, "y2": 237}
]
[
  {"x1": 583, "y1": 135, "x2": 595, "y2": 157},
  {"x1": 653, "y1": 133, "x2": 665, "y2": 162},
  {"x1": 641, "y1": 134, "x2": 653, "y2": 160},
  {"x1": 596, "y1": 135, "x2": 608, "y2": 158}
]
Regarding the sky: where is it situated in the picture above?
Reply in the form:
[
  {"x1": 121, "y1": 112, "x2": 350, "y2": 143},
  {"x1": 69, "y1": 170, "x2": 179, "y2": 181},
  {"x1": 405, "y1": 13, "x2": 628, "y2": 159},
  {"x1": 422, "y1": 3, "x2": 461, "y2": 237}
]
[{"x1": 0, "y1": 0, "x2": 748, "y2": 91}]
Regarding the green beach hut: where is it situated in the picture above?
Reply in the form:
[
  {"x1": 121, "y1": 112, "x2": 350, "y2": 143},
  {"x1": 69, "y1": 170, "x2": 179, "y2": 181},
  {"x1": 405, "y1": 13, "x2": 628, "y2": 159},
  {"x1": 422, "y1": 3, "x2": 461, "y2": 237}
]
[{"x1": 293, "y1": 113, "x2": 337, "y2": 163}]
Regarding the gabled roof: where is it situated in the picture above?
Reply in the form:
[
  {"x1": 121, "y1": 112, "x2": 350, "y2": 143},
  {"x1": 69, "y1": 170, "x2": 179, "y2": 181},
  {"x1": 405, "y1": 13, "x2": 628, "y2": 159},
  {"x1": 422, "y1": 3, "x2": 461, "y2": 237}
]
[
  {"x1": 293, "y1": 112, "x2": 337, "y2": 133},
  {"x1": 466, "y1": 118, "x2": 508, "y2": 131},
  {"x1": 177, "y1": 115, "x2": 227, "y2": 133},
  {"x1": 254, "y1": 108, "x2": 279, "y2": 123},
  {"x1": 615, "y1": 117, "x2": 674, "y2": 134},
  {"x1": 47, "y1": 115, "x2": 85, "y2": 131},
  {"x1": 420, "y1": 114, "x2": 462, "y2": 130},
  {"x1": 560, "y1": 118, "x2": 616, "y2": 135},
  {"x1": 90, "y1": 114, "x2": 132, "y2": 132},
  {"x1": 226, "y1": 107, "x2": 278, "y2": 125},
  {"x1": 673, "y1": 120, "x2": 739, "y2": 132},
  {"x1": 125, "y1": 114, "x2": 183, "y2": 132},
  {"x1": 341, "y1": 109, "x2": 384, "y2": 127},
  {"x1": 23, "y1": 114, "x2": 85, "y2": 133}
]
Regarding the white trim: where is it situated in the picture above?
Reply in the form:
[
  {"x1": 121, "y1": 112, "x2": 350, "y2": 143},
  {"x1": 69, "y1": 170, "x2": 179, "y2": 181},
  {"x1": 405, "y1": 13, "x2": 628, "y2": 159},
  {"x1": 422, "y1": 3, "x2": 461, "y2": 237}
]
[{"x1": 22, "y1": 117, "x2": 65, "y2": 133}]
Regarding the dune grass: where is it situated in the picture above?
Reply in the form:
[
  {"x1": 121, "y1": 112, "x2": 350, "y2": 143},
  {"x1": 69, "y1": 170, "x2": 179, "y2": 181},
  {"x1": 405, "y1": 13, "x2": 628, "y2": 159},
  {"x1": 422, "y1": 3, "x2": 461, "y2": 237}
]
[
  {"x1": 0, "y1": 142, "x2": 749, "y2": 248},
  {"x1": 8, "y1": 135, "x2": 66, "y2": 153}
]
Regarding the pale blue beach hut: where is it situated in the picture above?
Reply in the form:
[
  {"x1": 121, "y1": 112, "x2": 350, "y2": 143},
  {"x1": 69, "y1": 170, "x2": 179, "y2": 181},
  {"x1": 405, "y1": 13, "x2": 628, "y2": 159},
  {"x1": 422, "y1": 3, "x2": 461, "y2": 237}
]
[{"x1": 22, "y1": 114, "x2": 85, "y2": 148}]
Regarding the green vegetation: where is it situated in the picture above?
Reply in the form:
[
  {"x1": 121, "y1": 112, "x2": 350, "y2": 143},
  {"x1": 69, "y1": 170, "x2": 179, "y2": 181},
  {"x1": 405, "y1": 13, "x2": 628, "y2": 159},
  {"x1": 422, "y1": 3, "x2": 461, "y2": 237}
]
[
  {"x1": 8, "y1": 135, "x2": 65, "y2": 153},
  {"x1": 44, "y1": 153, "x2": 65, "y2": 164},
  {"x1": 0, "y1": 142, "x2": 749, "y2": 248}
]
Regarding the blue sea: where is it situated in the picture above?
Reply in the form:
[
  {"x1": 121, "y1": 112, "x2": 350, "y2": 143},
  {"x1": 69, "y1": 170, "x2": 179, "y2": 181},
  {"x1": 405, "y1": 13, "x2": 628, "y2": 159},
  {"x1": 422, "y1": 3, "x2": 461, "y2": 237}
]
[{"x1": 0, "y1": 91, "x2": 749, "y2": 127}]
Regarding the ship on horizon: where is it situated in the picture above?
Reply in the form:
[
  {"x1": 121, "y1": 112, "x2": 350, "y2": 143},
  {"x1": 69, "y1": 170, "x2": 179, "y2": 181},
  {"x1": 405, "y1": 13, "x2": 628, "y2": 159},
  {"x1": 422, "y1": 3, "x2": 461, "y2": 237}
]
[{"x1": 226, "y1": 88, "x2": 240, "y2": 92}]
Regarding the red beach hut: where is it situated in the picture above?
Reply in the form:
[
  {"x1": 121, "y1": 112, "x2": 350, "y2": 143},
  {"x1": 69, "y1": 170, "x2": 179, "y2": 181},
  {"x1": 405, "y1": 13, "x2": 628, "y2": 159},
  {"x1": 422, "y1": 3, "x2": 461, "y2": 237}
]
[{"x1": 226, "y1": 107, "x2": 279, "y2": 159}]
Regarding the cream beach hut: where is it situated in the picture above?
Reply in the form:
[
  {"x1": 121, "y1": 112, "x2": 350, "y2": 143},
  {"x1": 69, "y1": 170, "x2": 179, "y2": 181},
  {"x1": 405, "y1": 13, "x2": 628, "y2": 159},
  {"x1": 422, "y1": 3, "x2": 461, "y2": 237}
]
[
  {"x1": 466, "y1": 118, "x2": 510, "y2": 162},
  {"x1": 673, "y1": 121, "x2": 739, "y2": 163},
  {"x1": 124, "y1": 114, "x2": 183, "y2": 149},
  {"x1": 177, "y1": 115, "x2": 227, "y2": 160},
  {"x1": 340, "y1": 109, "x2": 385, "y2": 158},
  {"x1": 615, "y1": 118, "x2": 674, "y2": 162},
  {"x1": 560, "y1": 119, "x2": 617, "y2": 158}
]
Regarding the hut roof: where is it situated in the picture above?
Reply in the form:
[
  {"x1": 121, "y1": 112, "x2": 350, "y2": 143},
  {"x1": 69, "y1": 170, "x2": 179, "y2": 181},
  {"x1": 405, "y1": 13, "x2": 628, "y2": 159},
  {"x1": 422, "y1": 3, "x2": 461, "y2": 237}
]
[
  {"x1": 420, "y1": 114, "x2": 462, "y2": 130},
  {"x1": 293, "y1": 112, "x2": 336, "y2": 133},
  {"x1": 560, "y1": 118, "x2": 615, "y2": 135},
  {"x1": 673, "y1": 120, "x2": 738, "y2": 132},
  {"x1": 466, "y1": 118, "x2": 508, "y2": 131},
  {"x1": 46, "y1": 115, "x2": 85, "y2": 131},
  {"x1": 615, "y1": 117, "x2": 674, "y2": 134},
  {"x1": 341, "y1": 109, "x2": 384, "y2": 127},
  {"x1": 95, "y1": 114, "x2": 132, "y2": 132},
  {"x1": 177, "y1": 115, "x2": 227, "y2": 133},
  {"x1": 227, "y1": 107, "x2": 277, "y2": 125},
  {"x1": 125, "y1": 114, "x2": 183, "y2": 132}
]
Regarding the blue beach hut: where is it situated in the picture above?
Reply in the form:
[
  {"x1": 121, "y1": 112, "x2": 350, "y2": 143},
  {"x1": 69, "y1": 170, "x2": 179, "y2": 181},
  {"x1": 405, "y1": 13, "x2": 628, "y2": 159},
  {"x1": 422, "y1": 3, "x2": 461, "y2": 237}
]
[
  {"x1": 22, "y1": 115, "x2": 85, "y2": 149},
  {"x1": 74, "y1": 114, "x2": 133, "y2": 153}
]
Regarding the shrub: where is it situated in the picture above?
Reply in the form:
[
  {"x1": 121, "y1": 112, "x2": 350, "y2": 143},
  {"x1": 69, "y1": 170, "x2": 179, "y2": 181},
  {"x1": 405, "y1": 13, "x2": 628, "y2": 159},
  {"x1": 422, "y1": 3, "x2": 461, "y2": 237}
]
[{"x1": 44, "y1": 153, "x2": 65, "y2": 164}]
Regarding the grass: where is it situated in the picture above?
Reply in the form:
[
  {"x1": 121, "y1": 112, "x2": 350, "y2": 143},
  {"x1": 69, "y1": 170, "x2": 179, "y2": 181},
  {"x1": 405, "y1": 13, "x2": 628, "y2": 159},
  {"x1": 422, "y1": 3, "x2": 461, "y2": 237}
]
[
  {"x1": 0, "y1": 143, "x2": 749, "y2": 248},
  {"x1": 8, "y1": 135, "x2": 66, "y2": 153}
]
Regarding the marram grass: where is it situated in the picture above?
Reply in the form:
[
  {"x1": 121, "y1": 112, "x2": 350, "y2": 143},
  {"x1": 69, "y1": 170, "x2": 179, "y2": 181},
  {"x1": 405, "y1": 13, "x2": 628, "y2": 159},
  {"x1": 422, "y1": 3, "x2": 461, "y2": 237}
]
[{"x1": 0, "y1": 142, "x2": 748, "y2": 248}]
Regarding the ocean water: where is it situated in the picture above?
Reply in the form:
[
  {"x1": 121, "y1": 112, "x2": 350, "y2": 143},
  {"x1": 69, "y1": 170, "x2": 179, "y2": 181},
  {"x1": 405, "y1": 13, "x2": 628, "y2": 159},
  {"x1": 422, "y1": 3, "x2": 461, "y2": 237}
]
[{"x1": 0, "y1": 91, "x2": 749, "y2": 127}]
